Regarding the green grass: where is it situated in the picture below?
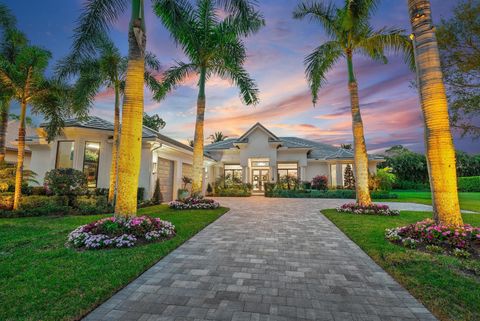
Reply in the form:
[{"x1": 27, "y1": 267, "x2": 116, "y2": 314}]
[
  {"x1": 322, "y1": 209, "x2": 480, "y2": 321},
  {"x1": 375, "y1": 191, "x2": 480, "y2": 212},
  {"x1": 0, "y1": 205, "x2": 228, "y2": 321}
]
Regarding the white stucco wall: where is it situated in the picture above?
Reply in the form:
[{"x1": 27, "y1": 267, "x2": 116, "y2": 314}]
[{"x1": 305, "y1": 161, "x2": 330, "y2": 181}]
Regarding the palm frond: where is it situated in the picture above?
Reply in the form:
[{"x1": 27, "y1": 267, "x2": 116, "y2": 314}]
[
  {"x1": 154, "y1": 61, "x2": 197, "y2": 101},
  {"x1": 71, "y1": 0, "x2": 128, "y2": 57},
  {"x1": 293, "y1": 1, "x2": 339, "y2": 38},
  {"x1": 144, "y1": 70, "x2": 161, "y2": 99},
  {"x1": 215, "y1": 0, "x2": 264, "y2": 36},
  {"x1": 214, "y1": 62, "x2": 259, "y2": 105},
  {"x1": 347, "y1": 0, "x2": 380, "y2": 20},
  {"x1": 0, "y1": 3, "x2": 16, "y2": 31},
  {"x1": 304, "y1": 41, "x2": 343, "y2": 105},
  {"x1": 145, "y1": 52, "x2": 161, "y2": 72}
]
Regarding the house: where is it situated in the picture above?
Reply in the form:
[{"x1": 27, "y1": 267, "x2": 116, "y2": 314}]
[
  {"x1": 2, "y1": 120, "x2": 34, "y2": 168},
  {"x1": 26, "y1": 116, "x2": 215, "y2": 201},
  {"x1": 25, "y1": 117, "x2": 382, "y2": 199},
  {"x1": 204, "y1": 123, "x2": 383, "y2": 193}
]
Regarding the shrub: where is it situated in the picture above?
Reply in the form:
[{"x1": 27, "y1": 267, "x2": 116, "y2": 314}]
[
  {"x1": 94, "y1": 188, "x2": 109, "y2": 196},
  {"x1": 277, "y1": 175, "x2": 300, "y2": 190},
  {"x1": 0, "y1": 192, "x2": 14, "y2": 210},
  {"x1": 206, "y1": 183, "x2": 213, "y2": 196},
  {"x1": 343, "y1": 165, "x2": 355, "y2": 189},
  {"x1": 457, "y1": 176, "x2": 480, "y2": 192},
  {"x1": 169, "y1": 195, "x2": 220, "y2": 210},
  {"x1": 137, "y1": 187, "x2": 145, "y2": 203},
  {"x1": 44, "y1": 169, "x2": 87, "y2": 197},
  {"x1": 385, "y1": 219, "x2": 480, "y2": 255},
  {"x1": 371, "y1": 167, "x2": 396, "y2": 192},
  {"x1": 214, "y1": 175, "x2": 252, "y2": 197},
  {"x1": 311, "y1": 175, "x2": 328, "y2": 191},
  {"x1": 393, "y1": 180, "x2": 430, "y2": 190},
  {"x1": 152, "y1": 178, "x2": 162, "y2": 205},
  {"x1": 13, "y1": 195, "x2": 70, "y2": 216},
  {"x1": 67, "y1": 216, "x2": 176, "y2": 250},
  {"x1": 216, "y1": 188, "x2": 251, "y2": 197},
  {"x1": 73, "y1": 195, "x2": 110, "y2": 215},
  {"x1": 0, "y1": 162, "x2": 38, "y2": 192},
  {"x1": 337, "y1": 203, "x2": 400, "y2": 216},
  {"x1": 30, "y1": 186, "x2": 47, "y2": 195}
]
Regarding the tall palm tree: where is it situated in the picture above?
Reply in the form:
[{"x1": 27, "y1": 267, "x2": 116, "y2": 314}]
[
  {"x1": 57, "y1": 36, "x2": 161, "y2": 204},
  {"x1": 0, "y1": 4, "x2": 28, "y2": 163},
  {"x1": 407, "y1": 0, "x2": 462, "y2": 226},
  {"x1": 0, "y1": 46, "x2": 77, "y2": 209},
  {"x1": 293, "y1": 0, "x2": 413, "y2": 206},
  {"x1": 209, "y1": 131, "x2": 229, "y2": 143},
  {"x1": 154, "y1": 0, "x2": 264, "y2": 194}
]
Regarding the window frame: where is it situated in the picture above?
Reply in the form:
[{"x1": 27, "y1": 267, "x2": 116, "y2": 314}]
[
  {"x1": 55, "y1": 140, "x2": 75, "y2": 169},
  {"x1": 277, "y1": 163, "x2": 299, "y2": 180},
  {"x1": 224, "y1": 164, "x2": 243, "y2": 181},
  {"x1": 82, "y1": 141, "x2": 101, "y2": 188}
]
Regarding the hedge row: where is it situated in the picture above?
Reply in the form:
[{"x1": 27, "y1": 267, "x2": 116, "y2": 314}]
[
  {"x1": 265, "y1": 189, "x2": 398, "y2": 199},
  {"x1": 458, "y1": 176, "x2": 480, "y2": 192}
]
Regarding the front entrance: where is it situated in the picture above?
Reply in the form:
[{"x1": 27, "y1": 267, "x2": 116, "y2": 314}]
[{"x1": 252, "y1": 169, "x2": 269, "y2": 193}]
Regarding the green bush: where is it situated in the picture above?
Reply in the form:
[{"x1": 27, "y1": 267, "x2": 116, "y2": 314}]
[
  {"x1": 44, "y1": 168, "x2": 87, "y2": 197},
  {"x1": 0, "y1": 192, "x2": 14, "y2": 210},
  {"x1": 265, "y1": 188, "x2": 398, "y2": 199},
  {"x1": 393, "y1": 180, "x2": 430, "y2": 190},
  {"x1": 371, "y1": 167, "x2": 396, "y2": 192},
  {"x1": 137, "y1": 187, "x2": 145, "y2": 202},
  {"x1": 18, "y1": 195, "x2": 69, "y2": 210},
  {"x1": 30, "y1": 186, "x2": 47, "y2": 195},
  {"x1": 214, "y1": 176, "x2": 252, "y2": 197},
  {"x1": 73, "y1": 195, "x2": 110, "y2": 215},
  {"x1": 458, "y1": 176, "x2": 480, "y2": 192},
  {"x1": 216, "y1": 188, "x2": 251, "y2": 197}
]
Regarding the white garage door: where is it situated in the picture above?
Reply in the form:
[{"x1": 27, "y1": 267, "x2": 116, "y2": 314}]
[{"x1": 157, "y1": 158, "x2": 174, "y2": 202}]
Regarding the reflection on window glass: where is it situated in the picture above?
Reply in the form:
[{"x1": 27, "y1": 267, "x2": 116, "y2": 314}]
[
  {"x1": 56, "y1": 141, "x2": 75, "y2": 169},
  {"x1": 224, "y1": 164, "x2": 243, "y2": 183},
  {"x1": 277, "y1": 163, "x2": 298, "y2": 179},
  {"x1": 83, "y1": 142, "x2": 100, "y2": 188}
]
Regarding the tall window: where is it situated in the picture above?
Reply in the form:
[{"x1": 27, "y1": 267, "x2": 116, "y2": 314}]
[
  {"x1": 330, "y1": 164, "x2": 337, "y2": 186},
  {"x1": 277, "y1": 163, "x2": 298, "y2": 179},
  {"x1": 224, "y1": 164, "x2": 242, "y2": 182},
  {"x1": 56, "y1": 141, "x2": 75, "y2": 169},
  {"x1": 83, "y1": 142, "x2": 100, "y2": 188}
]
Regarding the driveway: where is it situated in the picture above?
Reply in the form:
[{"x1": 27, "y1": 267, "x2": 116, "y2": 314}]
[{"x1": 84, "y1": 197, "x2": 436, "y2": 321}]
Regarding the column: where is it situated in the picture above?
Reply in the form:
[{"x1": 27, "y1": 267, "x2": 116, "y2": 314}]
[
  {"x1": 300, "y1": 166, "x2": 306, "y2": 182},
  {"x1": 242, "y1": 165, "x2": 248, "y2": 183}
]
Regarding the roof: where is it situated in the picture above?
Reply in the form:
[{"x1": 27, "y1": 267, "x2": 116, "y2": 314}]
[
  {"x1": 204, "y1": 124, "x2": 383, "y2": 161},
  {"x1": 40, "y1": 116, "x2": 193, "y2": 152},
  {"x1": 236, "y1": 122, "x2": 282, "y2": 143},
  {"x1": 5, "y1": 120, "x2": 35, "y2": 152}
]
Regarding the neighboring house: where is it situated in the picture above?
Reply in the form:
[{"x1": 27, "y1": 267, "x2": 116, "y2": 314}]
[
  {"x1": 204, "y1": 123, "x2": 383, "y2": 193},
  {"x1": 26, "y1": 116, "x2": 214, "y2": 201},
  {"x1": 3, "y1": 120, "x2": 33, "y2": 168}
]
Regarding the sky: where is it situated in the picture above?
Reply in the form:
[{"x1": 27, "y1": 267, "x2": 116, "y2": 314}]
[{"x1": 4, "y1": 0, "x2": 479, "y2": 154}]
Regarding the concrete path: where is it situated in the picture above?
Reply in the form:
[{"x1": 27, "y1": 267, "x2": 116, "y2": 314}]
[{"x1": 84, "y1": 198, "x2": 436, "y2": 321}]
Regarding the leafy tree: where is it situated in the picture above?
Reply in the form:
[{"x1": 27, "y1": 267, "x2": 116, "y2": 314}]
[
  {"x1": 370, "y1": 167, "x2": 396, "y2": 192},
  {"x1": 408, "y1": 0, "x2": 462, "y2": 225},
  {"x1": 343, "y1": 164, "x2": 355, "y2": 189},
  {"x1": 209, "y1": 131, "x2": 228, "y2": 143},
  {"x1": 437, "y1": 0, "x2": 480, "y2": 139},
  {"x1": 380, "y1": 146, "x2": 428, "y2": 183},
  {"x1": 294, "y1": 0, "x2": 413, "y2": 206},
  {"x1": 340, "y1": 143, "x2": 352, "y2": 150},
  {"x1": 154, "y1": 0, "x2": 264, "y2": 194},
  {"x1": 57, "y1": 35, "x2": 161, "y2": 204},
  {"x1": 143, "y1": 113, "x2": 166, "y2": 131},
  {"x1": 456, "y1": 151, "x2": 480, "y2": 177}
]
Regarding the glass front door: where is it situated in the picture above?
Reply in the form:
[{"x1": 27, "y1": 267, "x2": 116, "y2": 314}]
[{"x1": 252, "y1": 169, "x2": 269, "y2": 192}]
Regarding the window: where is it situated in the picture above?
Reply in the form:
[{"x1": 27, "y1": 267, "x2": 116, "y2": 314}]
[
  {"x1": 277, "y1": 163, "x2": 298, "y2": 179},
  {"x1": 56, "y1": 141, "x2": 75, "y2": 169},
  {"x1": 330, "y1": 164, "x2": 337, "y2": 186},
  {"x1": 83, "y1": 142, "x2": 100, "y2": 188},
  {"x1": 224, "y1": 164, "x2": 243, "y2": 182},
  {"x1": 251, "y1": 161, "x2": 269, "y2": 167}
]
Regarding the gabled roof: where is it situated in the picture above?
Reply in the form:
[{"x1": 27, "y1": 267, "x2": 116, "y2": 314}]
[{"x1": 236, "y1": 122, "x2": 282, "y2": 143}]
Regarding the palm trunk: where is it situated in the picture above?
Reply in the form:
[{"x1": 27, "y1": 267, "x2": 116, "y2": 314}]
[
  {"x1": 408, "y1": 0, "x2": 462, "y2": 225},
  {"x1": 0, "y1": 101, "x2": 9, "y2": 163},
  {"x1": 191, "y1": 67, "x2": 206, "y2": 194},
  {"x1": 346, "y1": 51, "x2": 372, "y2": 206},
  {"x1": 115, "y1": 0, "x2": 146, "y2": 217},
  {"x1": 13, "y1": 98, "x2": 28, "y2": 210},
  {"x1": 108, "y1": 82, "x2": 120, "y2": 204}
]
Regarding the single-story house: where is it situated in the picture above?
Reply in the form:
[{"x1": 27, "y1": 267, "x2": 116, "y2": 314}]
[
  {"x1": 25, "y1": 117, "x2": 382, "y2": 199},
  {"x1": 3, "y1": 120, "x2": 34, "y2": 167},
  {"x1": 204, "y1": 122, "x2": 383, "y2": 193}
]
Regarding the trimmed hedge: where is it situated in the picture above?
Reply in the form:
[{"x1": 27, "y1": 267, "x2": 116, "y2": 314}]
[
  {"x1": 73, "y1": 195, "x2": 110, "y2": 215},
  {"x1": 458, "y1": 176, "x2": 480, "y2": 192},
  {"x1": 265, "y1": 189, "x2": 398, "y2": 199},
  {"x1": 215, "y1": 188, "x2": 251, "y2": 197}
]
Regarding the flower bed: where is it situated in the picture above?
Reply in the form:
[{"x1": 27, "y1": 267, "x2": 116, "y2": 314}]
[
  {"x1": 337, "y1": 203, "x2": 400, "y2": 216},
  {"x1": 169, "y1": 196, "x2": 220, "y2": 210},
  {"x1": 67, "y1": 216, "x2": 175, "y2": 250},
  {"x1": 385, "y1": 219, "x2": 480, "y2": 258}
]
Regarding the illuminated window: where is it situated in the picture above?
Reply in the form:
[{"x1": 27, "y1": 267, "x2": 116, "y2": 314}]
[
  {"x1": 224, "y1": 164, "x2": 243, "y2": 182},
  {"x1": 277, "y1": 163, "x2": 298, "y2": 179},
  {"x1": 56, "y1": 141, "x2": 75, "y2": 169},
  {"x1": 83, "y1": 142, "x2": 100, "y2": 188},
  {"x1": 252, "y1": 161, "x2": 269, "y2": 167},
  {"x1": 330, "y1": 164, "x2": 337, "y2": 186}
]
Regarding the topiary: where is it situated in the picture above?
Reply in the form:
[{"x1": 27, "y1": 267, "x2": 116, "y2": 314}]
[{"x1": 152, "y1": 178, "x2": 162, "y2": 204}]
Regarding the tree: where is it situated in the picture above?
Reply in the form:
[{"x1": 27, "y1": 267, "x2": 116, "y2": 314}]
[
  {"x1": 343, "y1": 164, "x2": 355, "y2": 189},
  {"x1": 340, "y1": 143, "x2": 352, "y2": 150},
  {"x1": 436, "y1": 0, "x2": 480, "y2": 139},
  {"x1": 0, "y1": 4, "x2": 28, "y2": 163},
  {"x1": 0, "y1": 45, "x2": 78, "y2": 209},
  {"x1": 408, "y1": 0, "x2": 462, "y2": 225},
  {"x1": 143, "y1": 113, "x2": 165, "y2": 131},
  {"x1": 209, "y1": 131, "x2": 228, "y2": 143},
  {"x1": 293, "y1": 0, "x2": 413, "y2": 206},
  {"x1": 154, "y1": 0, "x2": 264, "y2": 194},
  {"x1": 57, "y1": 36, "x2": 161, "y2": 204},
  {"x1": 187, "y1": 139, "x2": 194, "y2": 148}
]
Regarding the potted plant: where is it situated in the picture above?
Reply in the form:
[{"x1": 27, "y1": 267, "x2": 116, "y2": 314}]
[{"x1": 177, "y1": 176, "x2": 192, "y2": 200}]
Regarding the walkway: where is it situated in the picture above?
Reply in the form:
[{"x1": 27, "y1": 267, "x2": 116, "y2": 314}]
[{"x1": 84, "y1": 198, "x2": 436, "y2": 321}]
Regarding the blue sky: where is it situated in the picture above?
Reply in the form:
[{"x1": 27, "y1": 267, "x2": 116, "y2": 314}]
[{"x1": 4, "y1": 0, "x2": 478, "y2": 153}]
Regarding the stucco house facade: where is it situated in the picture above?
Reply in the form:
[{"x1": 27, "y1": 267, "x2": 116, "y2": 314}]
[
  {"x1": 204, "y1": 123, "x2": 383, "y2": 193},
  {"x1": 24, "y1": 117, "x2": 382, "y2": 200}
]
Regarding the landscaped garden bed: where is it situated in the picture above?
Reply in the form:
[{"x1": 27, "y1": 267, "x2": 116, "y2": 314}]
[
  {"x1": 0, "y1": 204, "x2": 228, "y2": 321},
  {"x1": 337, "y1": 203, "x2": 400, "y2": 216},
  {"x1": 322, "y1": 209, "x2": 480, "y2": 321},
  {"x1": 169, "y1": 195, "x2": 220, "y2": 209}
]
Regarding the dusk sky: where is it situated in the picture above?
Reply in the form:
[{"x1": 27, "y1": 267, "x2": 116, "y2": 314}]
[{"x1": 4, "y1": 0, "x2": 479, "y2": 153}]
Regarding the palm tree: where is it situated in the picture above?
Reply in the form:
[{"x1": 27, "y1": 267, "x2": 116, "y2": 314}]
[
  {"x1": 154, "y1": 0, "x2": 264, "y2": 194},
  {"x1": 0, "y1": 4, "x2": 28, "y2": 163},
  {"x1": 209, "y1": 131, "x2": 229, "y2": 143},
  {"x1": 293, "y1": 0, "x2": 413, "y2": 206},
  {"x1": 0, "y1": 46, "x2": 77, "y2": 209},
  {"x1": 407, "y1": 0, "x2": 462, "y2": 226},
  {"x1": 57, "y1": 36, "x2": 161, "y2": 205}
]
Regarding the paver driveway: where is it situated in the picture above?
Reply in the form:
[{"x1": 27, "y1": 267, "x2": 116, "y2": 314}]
[{"x1": 85, "y1": 197, "x2": 436, "y2": 321}]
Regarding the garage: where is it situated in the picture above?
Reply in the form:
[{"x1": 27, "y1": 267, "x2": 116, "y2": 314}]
[{"x1": 157, "y1": 157, "x2": 174, "y2": 202}]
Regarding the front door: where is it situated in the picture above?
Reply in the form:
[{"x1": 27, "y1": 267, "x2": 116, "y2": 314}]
[{"x1": 252, "y1": 169, "x2": 269, "y2": 192}]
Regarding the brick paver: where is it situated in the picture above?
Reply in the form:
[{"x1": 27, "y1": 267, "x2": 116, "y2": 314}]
[{"x1": 84, "y1": 197, "x2": 437, "y2": 321}]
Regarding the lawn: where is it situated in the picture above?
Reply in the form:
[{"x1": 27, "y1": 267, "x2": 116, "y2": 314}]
[
  {"x1": 0, "y1": 205, "x2": 228, "y2": 321},
  {"x1": 322, "y1": 209, "x2": 480, "y2": 321},
  {"x1": 375, "y1": 191, "x2": 480, "y2": 212}
]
